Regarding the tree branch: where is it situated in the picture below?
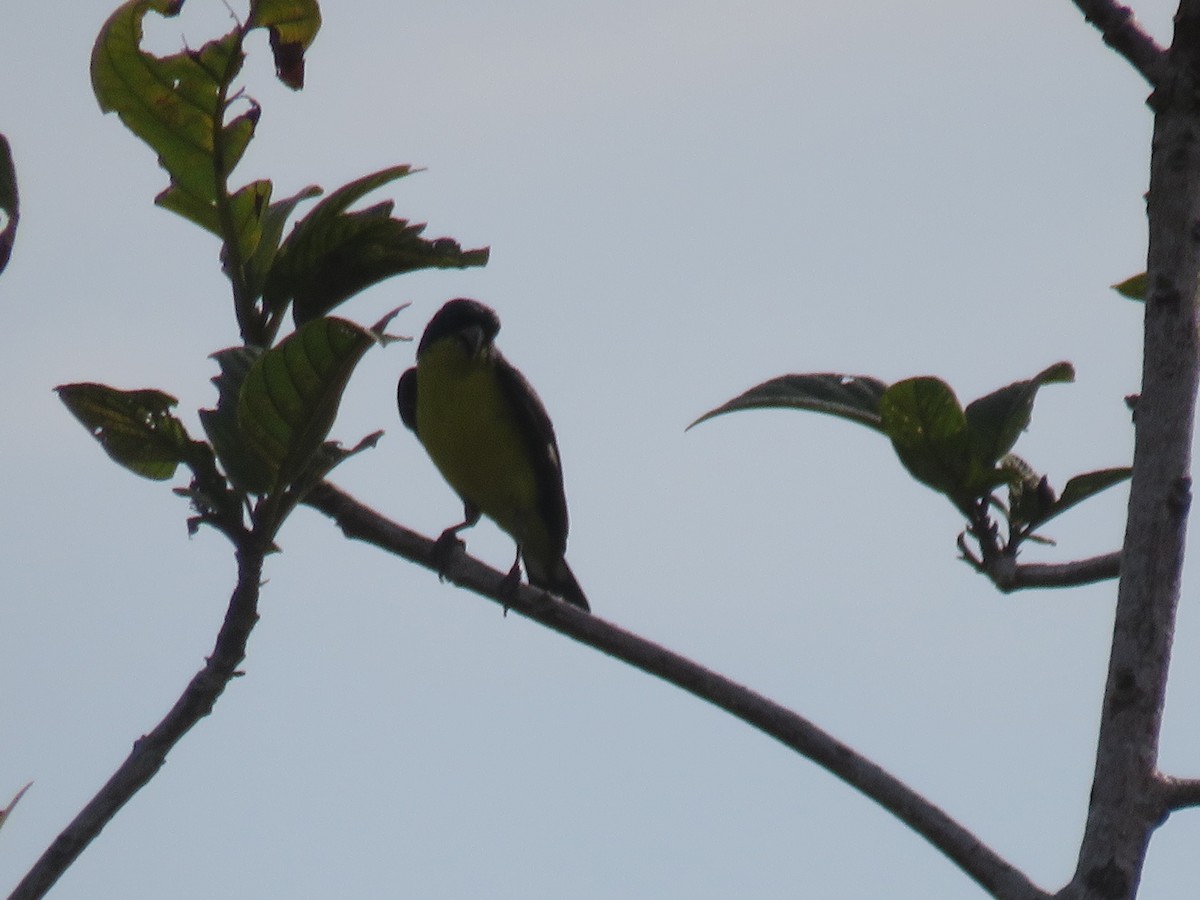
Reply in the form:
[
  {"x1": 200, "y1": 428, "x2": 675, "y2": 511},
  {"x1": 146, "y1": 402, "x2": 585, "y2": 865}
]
[
  {"x1": 1062, "y1": 5, "x2": 1200, "y2": 896},
  {"x1": 959, "y1": 544, "x2": 1121, "y2": 592},
  {"x1": 1070, "y1": 0, "x2": 1168, "y2": 85},
  {"x1": 9, "y1": 542, "x2": 267, "y2": 900},
  {"x1": 303, "y1": 482, "x2": 1049, "y2": 900},
  {"x1": 1155, "y1": 774, "x2": 1200, "y2": 812}
]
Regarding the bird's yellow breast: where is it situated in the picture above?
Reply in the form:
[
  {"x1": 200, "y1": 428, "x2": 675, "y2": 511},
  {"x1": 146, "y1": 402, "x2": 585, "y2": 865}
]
[{"x1": 415, "y1": 339, "x2": 541, "y2": 546}]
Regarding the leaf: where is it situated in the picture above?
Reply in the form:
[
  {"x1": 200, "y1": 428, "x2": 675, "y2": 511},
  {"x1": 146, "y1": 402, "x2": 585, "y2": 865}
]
[
  {"x1": 688, "y1": 373, "x2": 889, "y2": 431},
  {"x1": 57, "y1": 383, "x2": 196, "y2": 480},
  {"x1": 91, "y1": 1, "x2": 265, "y2": 260},
  {"x1": 300, "y1": 430, "x2": 385, "y2": 489},
  {"x1": 879, "y1": 377, "x2": 992, "y2": 505},
  {"x1": 0, "y1": 783, "x2": 32, "y2": 835},
  {"x1": 1034, "y1": 467, "x2": 1132, "y2": 529},
  {"x1": 1112, "y1": 272, "x2": 1147, "y2": 301},
  {"x1": 963, "y1": 362, "x2": 1074, "y2": 468},
  {"x1": 237, "y1": 312, "x2": 398, "y2": 489},
  {"x1": 249, "y1": 0, "x2": 323, "y2": 89},
  {"x1": 263, "y1": 165, "x2": 490, "y2": 324},
  {"x1": 1003, "y1": 454, "x2": 1056, "y2": 529},
  {"x1": 200, "y1": 347, "x2": 274, "y2": 494},
  {"x1": 241, "y1": 184, "x2": 323, "y2": 301},
  {"x1": 0, "y1": 133, "x2": 17, "y2": 276}
]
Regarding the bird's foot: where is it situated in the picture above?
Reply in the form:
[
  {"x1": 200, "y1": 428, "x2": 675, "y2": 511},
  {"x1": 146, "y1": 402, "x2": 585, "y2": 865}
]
[
  {"x1": 431, "y1": 528, "x2": 467, "y2": 581},
  {"x1": 498, "y1": 560, "x2": 523, "y2": 615}
]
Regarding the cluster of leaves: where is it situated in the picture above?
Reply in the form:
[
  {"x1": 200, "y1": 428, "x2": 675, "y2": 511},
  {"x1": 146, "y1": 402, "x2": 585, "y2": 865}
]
[
  {"x1": 692, "y1": 362, "x2": 1130, "y2": 568},
  {"x1": 58, "y1": 0, "x2": 487, "y2": 545}
]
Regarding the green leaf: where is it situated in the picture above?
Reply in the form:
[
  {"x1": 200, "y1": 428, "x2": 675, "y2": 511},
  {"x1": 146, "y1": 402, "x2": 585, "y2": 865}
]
[
  {"x1": 92, "y1": 2, "x2": 239, "y2": 205},
  {"x1": 0, "y1": 133, "x2": 17, "y2": 276},
  {"x1": 200, "y1": 347, "x2": 274, "y2": 494},
  {"x1": 91, "y1": 1, "x2": 265, "y2": 260},
  {"x1": 57, "y1": 383, "x2": 196, "y2": 480},
  {"x1": 1003, "y1": 454, "x2": 1056, "y2": 529},
  {"x1": 237, "y1": 312, "x2": 398, "y2": 489},
  {"x1": 1112, "y1": 272, "x2": 1147, "y2": 301},
  {"x1": 963, "y1": 362, "x2": 1074, "y2": 468},
  {"x1": 688, "y1": 373, "x2": 889, "y2": 431},
  {"x1": 263, "y1": 165, "x2": 490, "y2": 324},
  {"x1": 249, "y1": 0, "x2": 322, "y2": 89},
  {"x1": 242, "y1": 184, "x2": 323, "y2": 301},
  {"x1": 879, "y1": 377, "x2": 990, "y2": 505},
  {"x1": 1035, "y1": 467, "x2": 1132, "y2": 529}
]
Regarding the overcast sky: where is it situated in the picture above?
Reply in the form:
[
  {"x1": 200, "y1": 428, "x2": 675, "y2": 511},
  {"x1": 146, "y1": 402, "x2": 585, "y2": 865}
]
[{"x1": 3, "y1": 1, "x2": 1198, "y2": 897}]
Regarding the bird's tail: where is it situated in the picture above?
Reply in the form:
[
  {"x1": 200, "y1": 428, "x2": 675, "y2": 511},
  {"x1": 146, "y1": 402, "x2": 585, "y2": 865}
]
[{"x1": 527, "y1": 555, "x2": 589, "y2": 612}]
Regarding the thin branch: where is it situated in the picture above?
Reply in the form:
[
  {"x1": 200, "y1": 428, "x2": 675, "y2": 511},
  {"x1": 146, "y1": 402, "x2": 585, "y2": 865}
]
[
  {"x1": 304, "y1": 482, "x2": 1049, "y2": 900},
  {"x1": 957, "y1": 504, "x2": 1120, "y2": 592},
  {"x1": 958, "y1": 542, "x2": 1120, "y2": 592},
  {"x1": 9, "y1": 542, "x2": 267, "y2": 900},
  {"x1": 1070, "y1": 0, "x2": 1168, "y2": 85}
]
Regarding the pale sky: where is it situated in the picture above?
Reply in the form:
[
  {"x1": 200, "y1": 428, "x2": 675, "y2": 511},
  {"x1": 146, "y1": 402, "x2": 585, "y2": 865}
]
[{"x1": 3, "y1": 1, "x2": 1197, "y2": 897}]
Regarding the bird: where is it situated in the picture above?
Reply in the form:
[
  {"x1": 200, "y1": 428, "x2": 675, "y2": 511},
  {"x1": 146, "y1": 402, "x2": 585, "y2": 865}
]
[{"x1": 397, "y1": 298, "x2": 589, "y2": 611}]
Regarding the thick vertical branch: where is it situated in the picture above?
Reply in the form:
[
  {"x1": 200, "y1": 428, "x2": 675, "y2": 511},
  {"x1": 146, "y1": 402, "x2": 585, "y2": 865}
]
[
  {"x1": 1064, "y1": 5, "x2": 1200, "y2": 898},
  {"x1": 8, "y1": 544, "x2": 266, "y2": 900}
]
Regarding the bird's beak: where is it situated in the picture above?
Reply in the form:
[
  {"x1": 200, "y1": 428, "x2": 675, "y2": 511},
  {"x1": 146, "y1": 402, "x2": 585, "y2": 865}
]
[{"x1": 459, "y1": 324, "x2": 488, "y2": 359}]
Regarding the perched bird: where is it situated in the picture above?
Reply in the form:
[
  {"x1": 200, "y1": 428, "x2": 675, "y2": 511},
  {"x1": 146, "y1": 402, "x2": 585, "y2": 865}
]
[{"x1": 398, "y1": 298, "x2": 589, "y2": 611}]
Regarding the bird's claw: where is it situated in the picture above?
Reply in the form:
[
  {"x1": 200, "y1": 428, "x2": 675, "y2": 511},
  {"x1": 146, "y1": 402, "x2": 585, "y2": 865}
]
[
  {"x1": 431, "y1": 529, "x2": 466, "y2": 581},
  {"x1": 498, "y1": 560, "x2": 523, "y2": 615}
]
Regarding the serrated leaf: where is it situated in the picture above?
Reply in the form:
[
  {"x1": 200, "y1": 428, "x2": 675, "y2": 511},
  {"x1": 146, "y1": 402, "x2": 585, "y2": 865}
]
[
  {"x1": 963, "y1": 362, "x2": 1074, "y2": 468},
  {"x1": 263, "y1": 165, "x2": 489, "y2": 323},
  {"x1": 57, "y1": 383, "x2": 195, "y2": 480},
  {"x1": 688, "y1": 373, "x2": 889, "y2": 431},
  {"x1": 879, "y1": 377, "x2": 989, "y2": 505},
  {"x1": 200, "y1": 347, "x2": 274, "y2": 494},
  {"x1": 1112, "y1": 272, "x2": 1147, "y2": 301},
  {"x1": 92, "y1": 2, "x2": 239, "y2": 203},
  {"x1": 0, "y1": 133, "x2": 18, "y2": 276},
  {"x1": 237, "y1": 316, "x2": 387, "y2": 489},
  {"x1": 249, "y1": 0, "x2": 322, "y2": 89},
  {"x1": 91, "y1": 1, "x2": 265, "y2": 259}
]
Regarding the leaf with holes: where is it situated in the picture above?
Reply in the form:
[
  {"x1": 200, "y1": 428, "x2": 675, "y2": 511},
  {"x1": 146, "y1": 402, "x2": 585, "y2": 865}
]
[
  {"x1": 57, "y1": 383, "x2": 197, "y2": 480},
  {"x1": 91, "y1": 0, "x2": 266, "y2": 260}
]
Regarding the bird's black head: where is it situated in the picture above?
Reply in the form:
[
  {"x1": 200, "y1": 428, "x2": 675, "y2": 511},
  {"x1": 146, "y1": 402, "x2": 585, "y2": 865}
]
[{"x1": 417, "y1": 298, "x2": 501, "y2": 358}]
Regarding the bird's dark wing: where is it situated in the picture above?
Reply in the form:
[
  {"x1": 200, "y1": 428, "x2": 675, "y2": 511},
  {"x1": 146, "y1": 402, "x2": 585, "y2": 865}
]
[
  {"x1": 493, "y1": 352, "x2": 570, "y2": 557},
  {"x1": 397, "y1": 367, "x2": 418, "y2": 435}
]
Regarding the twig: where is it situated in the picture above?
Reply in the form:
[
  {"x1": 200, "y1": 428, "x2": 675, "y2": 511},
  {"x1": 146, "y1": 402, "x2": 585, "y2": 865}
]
[
  {"x1": 1155, "y1": 774, "x2": 1200, "y2": 813},
  {"x1": 959, "y1": 542, "x2": 1120, "y2": 592},
  {"x1": 1070, "y1": 0, "x2": 1168, "y2": 85},
  {"x1": 304, "y1": 482, "x2": 1049, "y2": 900},
  {"x1": 8, "y1": 543, "x2": 267, "y2": 900}
]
